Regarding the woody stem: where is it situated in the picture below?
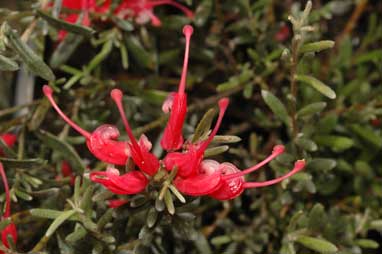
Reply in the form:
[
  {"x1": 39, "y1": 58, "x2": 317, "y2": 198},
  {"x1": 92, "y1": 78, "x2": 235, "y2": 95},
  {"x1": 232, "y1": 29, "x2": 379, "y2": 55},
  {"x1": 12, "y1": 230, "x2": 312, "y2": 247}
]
[{"x1": 0, "y1": 163, "x2": 11, "y2": 217}]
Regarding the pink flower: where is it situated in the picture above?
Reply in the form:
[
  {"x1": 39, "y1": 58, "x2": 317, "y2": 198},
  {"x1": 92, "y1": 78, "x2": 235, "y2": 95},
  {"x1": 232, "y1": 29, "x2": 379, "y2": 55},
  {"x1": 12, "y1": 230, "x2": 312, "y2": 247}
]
[
  {"x1": 115, "y1": 0, "x2": 194, "y2": 27},
  {"x1": 0, "y1": 163, "x2": 17, "y2": 253},
  {"x1": 0, "y1": 133, "x2": 17, "y2": 157}
]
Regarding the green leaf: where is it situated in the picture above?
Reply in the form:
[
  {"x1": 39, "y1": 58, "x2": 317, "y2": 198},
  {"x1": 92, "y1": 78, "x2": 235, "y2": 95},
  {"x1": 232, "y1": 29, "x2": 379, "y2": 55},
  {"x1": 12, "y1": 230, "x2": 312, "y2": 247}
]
[
  {"x1": 307, "y1": 158, "x2": 336, "y2": 171},
  {"x1": 111, "y1": 17, "x2": 134, "y2": 31},
  {"x1": 350, "y1": 124, "x2": 382, "y2": 148},
  {"x1": 85, "y1": 40, "x2": 113, "y2": 72},
  {"x1": 204, "y1": 145, "x2": 229, "y2": 157},
  {"x1": 124, "y1": 35, "x2": 154, "y2": 69},
  {"x1": 28, "y1": 98, "x2": 51, "y2": 131},
  {"x1": 2, "y1": 22, "x2": 55, "y2": 81},
  {"x1": 146, "y1": 207, "x2": 158, "y2": 228},
  {"x1": 295, "y1": 75, "x2": 336, "y2": 99},
  {"x1": 354, "y1": 49, "x2": 382, "y2": 65},
  {"x1": 211, "y1": 235, "x2": 232, "y2": 246},
  {"x1": 0, "y1": 54, "x2": 19, "y2": 71},
  {"x1": 142, "y1": 89, "x2": 168, "y2": 105},
  {"x1": 299, "y1": 40, "x2": 335, "y2": 54},
  {"x1": 192, "y1": 108, "x2": 216, "y2": 142},
  {"x1": 37, "y1": 10, "x2": 95, "y2": 37},
  {"x1": 45, "y1": 210, "x2": 76, "y2": 237},
  {"x1": 164, "y1": 191, "x2": 175, "y2": 215},
  {"x1": 369, "y1": 220, "x2": 382, "y2": 230},
  {"x1": 314, "y1": 135, "x2": 354, "y2": 151},
  {"x1": 295, "y1": 137, "x2": 318, "y2": 151},
  {"x1": 355, "y1": 239, "x2": 379, "y2": 249},
  {"x1": 261, "y1": 90, "x2": 290, "y2": 125},
  {"x1": 30, "y1": 208, "x2": 77, "y2": 221},
  {"x1": 212, "y1": 135, "x2": 241, "y2": 144},
  {"x1": 195, "y1": 0, "x2": 213, "y2": 26},
  {"x1": 35, "y1": 130, "x2": 86, "y2": 174},
  {"x1": 50, "y1": 33, "x2": 84, "y2": 68},
  {"x1": 297, "y1": 102, "x2": 327, "y2": 118},
  {"x1": 0, "y1": 158, "x2": 45, "y2": 170},
  {"x1": 296, "y1": 236, "x2": 338, "y2": 253}
]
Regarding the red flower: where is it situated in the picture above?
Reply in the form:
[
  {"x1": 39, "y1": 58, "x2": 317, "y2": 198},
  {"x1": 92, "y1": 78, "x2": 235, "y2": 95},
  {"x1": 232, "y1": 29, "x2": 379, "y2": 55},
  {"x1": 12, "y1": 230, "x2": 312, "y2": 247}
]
[
  {"x1": 107, "y1": 199, "x2": 129, "y2": 208},
  {"x1": 56, "y1": 0, "x2": 193, "y2": 40},
  {"x1": 44, "y1": 25, "x2": 305, "y2": 201},
  {"x1": 90, "y1": 167, "x2": 148, "y2": 195},
  {"x1": 275, "y1": 24, "x2": 290, "y2": 42},
  {"x1": 0, "y1": 133, "x2": 17, "y2": 157},
  {"x1": 163, "y1": 98, "x2": 229, "y2": 177},
  {"x1": 56, "y1": 161, "x2": 76, "y2": 185},
  {"x1": 44, "y1": 85, "x2": 150, "y2": 166},
  {"x1": 115, "y1": 0, "x2": 194, "y2": 27},
  {"x1": 0, "y1": 163, "x2": 17, "y2": 253},
  {"x1": 160, "y1": 25, "x2": 193, "y2": 151},
  {"x1": 174, "y1": 146, "x2": 305, "y2": 200},
  {"x1": 110, "y1": 89, "x2": 160, "y2": 176}
]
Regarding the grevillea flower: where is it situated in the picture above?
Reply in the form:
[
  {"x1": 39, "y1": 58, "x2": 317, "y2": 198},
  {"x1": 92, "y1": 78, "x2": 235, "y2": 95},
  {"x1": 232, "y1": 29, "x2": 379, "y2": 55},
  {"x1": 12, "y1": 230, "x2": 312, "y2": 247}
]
[
  {"x1": 0, "y1": 163, "x2": 17, "y2": 253},
  {"x1": 174, "y1": 146, "x2": 306, "y2": 200},
  {"x1": 160, "y1": 25, "x2": 193, "y2": 151},
  {"x1": 0, "y1": 134, "x2": 17, "y2": 157},
  {"x1": 115, "y1": 0, "x2": 194, "y2": 27},
  {"x1": 56, "y1": 0, "x2": 193, "y2": 40},
  {"x1": 163, "y1": 98, "x2": 229, "y2": 177},
  {"x1": 44, "y1": 85, "x2": 152, "y2": 166},
  {"x1": 44, "y1": 25, "x2": 305, "y2": 201}
]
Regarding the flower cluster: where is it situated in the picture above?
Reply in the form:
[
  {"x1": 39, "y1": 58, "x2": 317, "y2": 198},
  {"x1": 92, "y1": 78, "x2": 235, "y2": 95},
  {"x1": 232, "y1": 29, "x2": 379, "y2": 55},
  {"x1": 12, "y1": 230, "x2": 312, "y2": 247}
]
[
  {"x1": 57, "y1": 0, "x2": 193, "y2": 39},
  {"x1": 0, "y1": 163, "x2": 17, "y2": 254},
  {"x1": 43, "y1": 25, "x2": 305, "y2": 203}
]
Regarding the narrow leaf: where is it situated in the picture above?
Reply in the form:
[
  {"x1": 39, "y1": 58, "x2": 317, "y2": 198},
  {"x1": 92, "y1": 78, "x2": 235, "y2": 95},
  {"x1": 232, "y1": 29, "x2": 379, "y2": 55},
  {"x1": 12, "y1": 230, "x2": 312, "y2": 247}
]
[
  {"x1": 350, "y1": 124, "x2": 382, "y2": 148},
  {"x1": 355, "y1": 239, "x2": 379, "y2": 249},
  {"x1": 297, "y1": 102, "x2": 327, "y2": 118},
  {"x1": 296, "y1": 236, "x2": 338, "y2": 253},
  {"x1": 192, "y1": 108, "x2": 216, "y2": 142},
  {"x1": 0, "y1": 158, "x2": 45, "y2": 170},
  {"x1": 0, "y1": 54, "x2": 19, "y2": 71},
  {"x1": 204, "y1": 145, "x2": 229, "y2": 157},
  {"x1": 2, "y1": 22, "x2": 55, "y2": 81},
  {"x1": 30, "y1": 208, "x2": 77, "y2": 221},
  {"x1": 314, "y1": 135, "x2": 354, "y2": 151},
  {"x1": 45, "y1": 210, "x2": 76, "y2": 237},
  {"x1": 50, "y1": 33, "x2": 84, "y2": 68},
  {"x1": 307, "y1": 158, "x2": 336, "y2": 171},
  {"x1": 295, "y1": 75, "x2": 336, "y2": 99},
  {"x1": 261, "y1": 90, "x2": 290, "y2": 125},
  {"x1": 36, "y1": 130, "x2": 86, "y2": 174},
  {"x1": 299, "y1": 40, "x2": 335, "y2": 54},
  {"x1": 37, "y1": 10, "x2": 95, "y2": 37}
]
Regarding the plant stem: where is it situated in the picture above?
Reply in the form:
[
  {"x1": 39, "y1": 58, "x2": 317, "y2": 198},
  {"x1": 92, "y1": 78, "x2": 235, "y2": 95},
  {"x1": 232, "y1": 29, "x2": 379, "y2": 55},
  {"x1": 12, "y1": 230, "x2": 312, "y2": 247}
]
[{"x1": 290, "y1": 38, "x2": 299, "y2": 139}]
